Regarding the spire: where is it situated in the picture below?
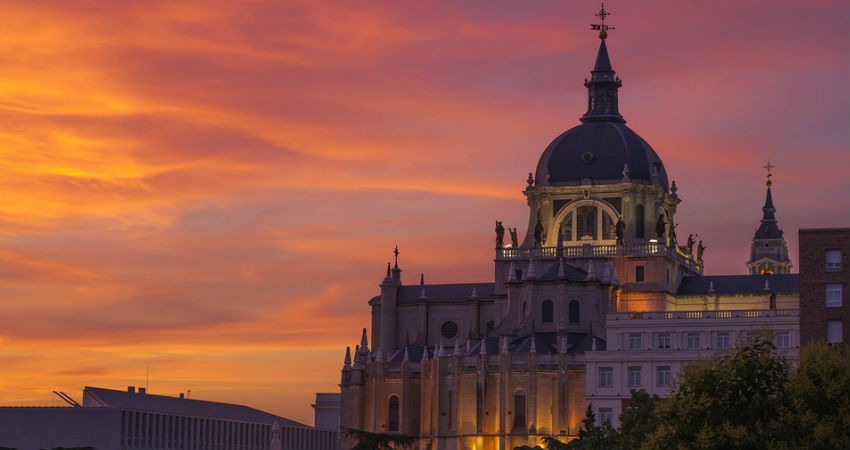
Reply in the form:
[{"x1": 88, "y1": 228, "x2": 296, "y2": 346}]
[
  {"x1": 360, "y1": 328, "x2": 369, "y2": 350},
  {"x1": 344, "y1": 346, "x2": 352, "y2": 367},
  {"x1": 582, "y1": 4, "x2": 624, "y2": 123},
  {"x1": 754, "y1": 163, "x2": 781, "y2": 240}
]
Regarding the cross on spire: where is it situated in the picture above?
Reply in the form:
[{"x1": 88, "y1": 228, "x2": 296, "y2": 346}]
[
  {"x1": 591, "y1": 3, "x2": 615, "y2": 40},
  {"x1": 393, "y1": 245, "x2": 399, "y2": 268},
  {"x1": 763, "y1": 161, "x2": 774, "y2": 187}
]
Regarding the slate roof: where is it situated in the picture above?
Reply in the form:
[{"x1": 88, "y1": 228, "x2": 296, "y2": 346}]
[
  {"x1": 83, "y1": 387, "x2": 307, "y2": 427},
  {"x1": 677, "y1": 274, "x2": 799, "y2": 296},
  {"x1": 396, "y1": 282, "x2": 495, "y2": 303}
]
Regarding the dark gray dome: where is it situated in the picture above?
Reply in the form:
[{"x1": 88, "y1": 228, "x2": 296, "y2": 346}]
[{"x1": 535, "y1": 121, "x2": 669, "y2": 190}]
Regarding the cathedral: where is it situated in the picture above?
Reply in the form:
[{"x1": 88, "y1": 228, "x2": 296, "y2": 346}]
[{"x1": 339, "y1": 9, "x2": 796, "y2": 450}]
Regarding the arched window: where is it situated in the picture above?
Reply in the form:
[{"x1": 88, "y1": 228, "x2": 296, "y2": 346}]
[
  {"x1": 388, "y1": 395, "x2": 400, "y2": 432},
  {"x1": 542, "y1": 300, "x2": 554, "y2": 324},
  {"x1": 513, "y1": 390, "x2": 527, "y2": 429},
  {"x1": 577, "y1": 206, "x2": 597, "y2": 240},
  {"x1": 569, "y1": 300, "x2": 580, "y2": 324},
  {"x1": 636, "y1": 204, "x2": 645, "y2": 238}
]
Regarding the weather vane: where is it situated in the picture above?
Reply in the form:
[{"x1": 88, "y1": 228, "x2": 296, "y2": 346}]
[{"x1": 591, "y1": 3, "x2": 615, "y2": 40}]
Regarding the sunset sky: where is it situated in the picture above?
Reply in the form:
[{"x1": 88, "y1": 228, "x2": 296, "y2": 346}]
[{"x1": 0, "y1": 1, "x2": 847, "y2": 425}]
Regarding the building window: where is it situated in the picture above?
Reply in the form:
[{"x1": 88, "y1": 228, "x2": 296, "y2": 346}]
[
  {"x1": 636, "y1": 204, "x2": 645, "y2": 238},
  {"x1": 577, "y1": 205, "x2": 597, "y2": 240},
  {"x1": 599, "y1": 367, "x2": 613, "y2": 387},
  {"x1": 388, "y1": 395, "x2": 400, "y2": 432},
  {"x1": 542, "y1": 300, "x2": 554, "y2": 324},
  {"x1": 826, "y1": 250, "x2": 842, "y2": 272},
  {"x1": 627, "y1": 367, "x2": 642, "y2": 387},
  {"x1": 569, "y1": 300, "x2": 580, "y2": 323},
  {"x1": 686, "y1": 332, "x2": 701, "y2": 349},
  {"x1": 826, "y1": 284, "x2": 843, "y2": 307},
  {"x1": 656, "y1": 333, "x2": 671, "y2": 349},
  {"x1": 656, "y1": 366, "x2": 671, "y2": 387},
  {"x1": 441, "y1": 321, "x2": 458, "y2": 339},
  {"x1": 716, "y1": 332, "x2": 730, "y2": 349},
  {"x1": 628, "y1": 333, "x2": 642, "y2": 350},
  {"x1": 598, "y1": 408, "x2": 613, "y2": 425},
  {"x1": 775, "y1": 331, "x2": 791, "y2": 349},
  {"x1": 476, "y1": 384, "x2": 484, "y2": 433},
  {"x1": 635, "y1": 266, "x2": 646, "y2": 283},
  {"x1": 827, "y1": 321, "x2": 843, "y2": 344},
  {"x1": 513, "y1": 391, "x2": 527, "y2": 429}
]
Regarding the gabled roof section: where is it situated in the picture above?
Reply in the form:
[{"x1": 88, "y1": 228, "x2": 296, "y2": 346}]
[
  {"x1": 397, "y1": 282, "x2": 495, "y2": 302},
  {"x1": 677, "y1": 274, "x2": 799, "y2": 296},
  {"x1": 83, "y1": 387, "x2": 307, "y2": 427}
]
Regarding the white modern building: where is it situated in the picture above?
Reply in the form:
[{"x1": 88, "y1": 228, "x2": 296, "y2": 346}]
[{"x1": 0, "y1": 386, "x2": 338, "y2": 450}]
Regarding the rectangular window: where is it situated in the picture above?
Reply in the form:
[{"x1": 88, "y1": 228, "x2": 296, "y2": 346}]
[
  {"x1": 656, "y1": 333, "x2": 671, "y2": 349},
  {"x1": 826, "y1": 284, "x2": 843, "y2": 307},
  {"x1": 627, "y1": 367, "x2": 642, "y2": 387},
  {"x1": 686, "y1": 332, "x2": 701, "y2": 349},
  {"x1": 827, "y1": 321, "x2": 843, "y2": 344},
  {"x1": 598, "y1": 408, "x2": 613, "y2": 425},
  {"x1": 635, "y1": 266, "x2": 646, "y2": 283},
  {"x1": 628, "y1": 333, "x2": 642, "y2": 350},
  {"x1": 775, "y1": 331, "x2": 791, "y2": 349},
  {"x1": 716, "y1": 332, "x2": 730, "y2": 349},
  {"x1": 599, "y1": 367, "x2": 613, "y2": 387},
  {"x1": 826, "y1": 250, "x2": 842, "y2": 272},
  {"x1": 656, "y1": 366, "x2": 671, "y2": 387}
]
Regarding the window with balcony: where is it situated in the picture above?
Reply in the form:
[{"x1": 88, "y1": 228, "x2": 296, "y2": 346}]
[
  {"x1": 686, "y1": 332, "x2": 701, "y2": 349},
  {"x1": 627, "y1": 367, "x2": 642, "y2": 387},
  {"x1": 826, "y1": 284, "x2": 843, "y2": 307},
  {"x1": 569, "y1": 300, "x2": 580, "y2": 324},
  {"x1": 656, "y1": 366, "x2": 671, "y2": 387},
  {"x1": 599, "y1": 367, "x2": 613, "y2": 387},
  {"x1": 656, "y1": 333, "x2": 671, "y2": 349},
  {"x1": 826, "y1": 250, "x2": 842, "y2": 272},
  {"x1": 628, "y1": 333, "x2": 642, "y2": 350},
  {"x1": 513, "y1": 390, "x2": 527, "y2": 429}
]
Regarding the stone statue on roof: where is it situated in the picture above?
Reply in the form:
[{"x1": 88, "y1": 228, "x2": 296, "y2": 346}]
[{"x1": 495, "y1": 221, "x2": 505, "y2": 248}]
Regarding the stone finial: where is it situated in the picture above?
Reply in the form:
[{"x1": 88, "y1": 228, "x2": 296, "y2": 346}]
[
  {"x1": 586, "y1": 260, "x2": 596, "y2": 280},
  {"x1": 360, "y1": 328, "x2": 369, "y2": 351},
  {"x1": 374, "y1": 348, "x2": 383, "y2": 362},
  {"x1": 671, "y1": 180, "x2": 679, "y2": 199},
  {"x1": 471, "y1": 287, "x2": 478, "y2": 298},
  {"x1": 403, "y1": 346, "x2": 410, "y2": 362},
  {"x1": 592, "y1": 337, "x2": 597, "y2": 351},
  {"x1": 529, "y1": 337, "x2": 537, "y2": 354},
  {"x1": 763, "y1": 280, "x2": 771, "y2": 291},
  {"x1": 558, "y1": 257, "x2": 566, "y2": 278},
  {"x1": 344, "y1": 346, "x2": 352, "y2": 367},
  {"x1": 708, "y1": 281, "x2": 715, "y2": 293},
  {"x1": 420, "y1": 273, "x2": 424, "y2": 285},
  {"x1": 622, "y1": 163, "x2": 630, "y2": 182},
  {"x1": 526, "y1": 256, "x2": 536, "y2": 279},
  {"x1": 559, "y1": 336, "x2": 568, "y2": 354},
  {"x1": 508, "y1": 261, "x2": 517, "y2": 282},
  {"x1": 453, "y1": 341, "x2": 461, "y2": 356},
  {"x1": 527, "y1": 172, "x2": 534, "y2": 188},
  {"x1": 480, "y1": 340, "x2": 488, "y2": 355},
  {"x1": 420, "y1": 286, "x2": 427, "y2": 299},
  {"x1": 501, "y1": 336, "x2": 509, "y2": 354}
]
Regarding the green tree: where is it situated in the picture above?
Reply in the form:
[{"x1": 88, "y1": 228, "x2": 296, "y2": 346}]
[
  {"x1": 558, "y1": 404, "x2": 616, "y2": 450},
  {"x1": 343, "y1": 428, "x2": 415, "y2": 450},
  {"x1": 642, "y1": 338, "x2": 791, "y2": 450},
  {"x1": 779, "y1": 342, "x2": 850, "y2": 449},
  {"x1": 615, "y1": 390, "x2": 661, "y2": 450}
]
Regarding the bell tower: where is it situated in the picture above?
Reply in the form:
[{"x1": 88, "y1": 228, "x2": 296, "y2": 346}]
[{"x1": 747, "y1": 162, "x2": 792, "y2": 275}]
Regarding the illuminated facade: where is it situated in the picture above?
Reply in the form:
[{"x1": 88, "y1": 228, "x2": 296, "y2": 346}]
[{"x1": 339, "y1": 16, "x2": 800, "y2": 450}]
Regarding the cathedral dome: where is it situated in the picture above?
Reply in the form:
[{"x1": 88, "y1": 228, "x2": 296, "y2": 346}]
[
  {"x1": 533, "y1": 35, "x2": 669, "y2": 191},
  {"x1": 534, "y1": 121, "x2": 669, "y2": 190}
]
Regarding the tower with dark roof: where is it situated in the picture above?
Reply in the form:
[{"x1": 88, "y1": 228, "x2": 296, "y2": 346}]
[{"x1": 747, "y1": 167, "x2": 792, "y2": 274}]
